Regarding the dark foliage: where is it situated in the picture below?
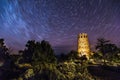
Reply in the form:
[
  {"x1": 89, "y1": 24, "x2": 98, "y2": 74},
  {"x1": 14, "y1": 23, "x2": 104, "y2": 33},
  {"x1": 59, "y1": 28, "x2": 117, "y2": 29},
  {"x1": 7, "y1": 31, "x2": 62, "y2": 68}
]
[{"x1": 0, "y1": 38, "x2": 120, "y2": 80}]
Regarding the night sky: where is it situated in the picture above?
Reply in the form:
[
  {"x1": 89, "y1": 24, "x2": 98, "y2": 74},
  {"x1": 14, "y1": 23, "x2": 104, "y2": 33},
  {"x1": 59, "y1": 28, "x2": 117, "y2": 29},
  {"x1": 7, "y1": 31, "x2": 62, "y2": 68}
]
[{"x1": 0, "y1": 0, "x2": 120, "y2": 54}]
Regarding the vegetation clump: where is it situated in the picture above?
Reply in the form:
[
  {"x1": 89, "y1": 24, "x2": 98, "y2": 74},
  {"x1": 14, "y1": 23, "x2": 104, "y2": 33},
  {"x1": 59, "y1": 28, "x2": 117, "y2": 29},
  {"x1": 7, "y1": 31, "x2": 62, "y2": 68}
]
[{"x1": 0, "y1": 38, "x2": 120, "y2": 80}]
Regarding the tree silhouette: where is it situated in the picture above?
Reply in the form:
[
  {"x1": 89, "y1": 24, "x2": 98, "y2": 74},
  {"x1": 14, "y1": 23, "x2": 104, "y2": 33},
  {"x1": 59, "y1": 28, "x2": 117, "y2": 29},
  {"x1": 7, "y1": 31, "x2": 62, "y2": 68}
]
[
  {"x1": 105, "y1": 44, "x2": 119, "y2": 62},
  {"x1": 96, "y1": 38, "x2": 110, "y2": 53},
  {"x1": 40, "y1": 40, "x2": 56, "y2": 63},
  {"x1": 0, "y1": 39, "x2": 20, "y2": 80},
  {"x1": 22, "y1": 40, "x2": 36, "y2": 63},
  {"x1": 0, "y1": 39, "x2": 9, "y2": 60},
  {"x1": 19, "y1": 40, "x2": 56, "y2": 64},
  {"x1": 95, "y1": 38, "x2": 110, "y2": 64},
  {"x1": 95, "y1": 38, "x2": 119, "y2": 64}
]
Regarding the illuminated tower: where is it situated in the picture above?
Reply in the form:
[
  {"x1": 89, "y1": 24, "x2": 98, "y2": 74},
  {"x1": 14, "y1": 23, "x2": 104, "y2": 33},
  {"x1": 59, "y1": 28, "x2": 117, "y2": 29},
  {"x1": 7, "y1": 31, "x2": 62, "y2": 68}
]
[{"x1": 77, "y1": 33, "x2": 90, "y2": 58}]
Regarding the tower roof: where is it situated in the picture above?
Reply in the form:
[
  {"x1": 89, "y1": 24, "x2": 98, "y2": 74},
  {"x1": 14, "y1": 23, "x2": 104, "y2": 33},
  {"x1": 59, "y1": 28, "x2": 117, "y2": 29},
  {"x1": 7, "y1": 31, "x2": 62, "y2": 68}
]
[{"x1": 78, "y1": 33, "x2": 88, "y2": 38}]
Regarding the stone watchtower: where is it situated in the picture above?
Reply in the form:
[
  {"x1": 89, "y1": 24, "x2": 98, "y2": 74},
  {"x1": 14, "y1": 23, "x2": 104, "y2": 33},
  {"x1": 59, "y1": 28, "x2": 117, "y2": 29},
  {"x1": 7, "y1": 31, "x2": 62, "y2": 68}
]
[{"x1": 77, "y1": 33, "x2": 90, "y2": 58}]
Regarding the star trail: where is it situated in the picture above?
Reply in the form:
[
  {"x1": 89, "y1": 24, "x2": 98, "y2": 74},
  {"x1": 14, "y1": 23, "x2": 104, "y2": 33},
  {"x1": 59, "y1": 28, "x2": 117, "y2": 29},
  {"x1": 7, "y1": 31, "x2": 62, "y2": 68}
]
[{"x1": 0, "y1": 0, "x2": 120, "y2": 54}]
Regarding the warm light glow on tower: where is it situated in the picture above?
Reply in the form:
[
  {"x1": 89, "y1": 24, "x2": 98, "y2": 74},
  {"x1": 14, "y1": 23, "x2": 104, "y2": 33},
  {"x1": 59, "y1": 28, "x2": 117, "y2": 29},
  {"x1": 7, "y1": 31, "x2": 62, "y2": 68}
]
[{"x1": 77, "y1": 33, "x2": 90, "y2": 58}]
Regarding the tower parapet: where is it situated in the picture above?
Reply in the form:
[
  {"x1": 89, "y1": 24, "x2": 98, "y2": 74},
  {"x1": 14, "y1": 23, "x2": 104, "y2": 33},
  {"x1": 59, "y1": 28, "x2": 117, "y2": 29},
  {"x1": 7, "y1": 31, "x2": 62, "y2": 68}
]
[{"x1": 77, "y1": 33, "x2": 90, "y2": 58}]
